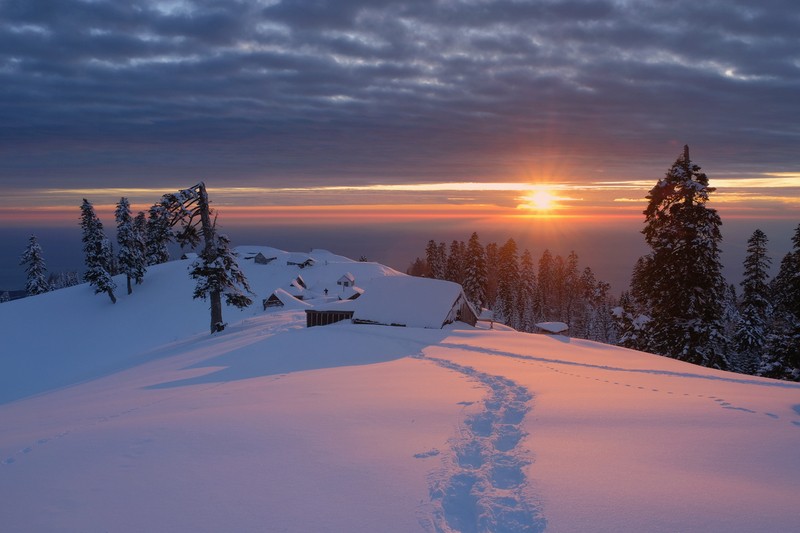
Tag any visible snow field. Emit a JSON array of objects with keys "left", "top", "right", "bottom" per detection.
[{"left": 1, "top": 246, "right": 798, "bottom": 532}]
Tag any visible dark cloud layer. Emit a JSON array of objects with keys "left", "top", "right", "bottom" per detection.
[{"left": 1, "top": 0, "right": 798, "bottom": 188}]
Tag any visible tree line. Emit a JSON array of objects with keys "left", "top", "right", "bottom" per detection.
[
  {"left": 15, "top": 183, "right": 253, "bottom": 333},
  {"left": 407, "top": 234, "right": 618, "bottom": 343},
  {"left": 407, "top": 146, "right": 798, "bottom": 381}
]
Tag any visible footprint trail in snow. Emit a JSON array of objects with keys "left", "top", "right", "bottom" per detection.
[{"left": 417, "top": 355, "right": 546, "bottom": 533}]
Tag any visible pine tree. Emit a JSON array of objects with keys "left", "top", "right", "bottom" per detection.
[
  {"left": 190, "top": 233, "right": 253, "bottom": 329},
  {"left": 518, "top": 249, "right": 536, "bottom": 332},
  {"left": 425, "top": 240, "right": 447, "bottom": 279},
  {"left": 635, "top": 145, "right": 727, "bottom": 368},
  {"left": 115, "top": 198, "right": 147, "bottom": 295},
  {"left": 497, "top": 238, "right": 520, "bottom": 328},
  {"left": 19, "top": 235, "right": 51, "bottom": 296},
  {"left": 536, "top": 249, "right": 554, "bottom": 320},
  {"left": 462, "top": 232, "right": 487, "bottom": 310},
  {"left": 133, "top": 211, "right": 148, "bottom": 281},
  {"left": 484, "top": 242, "right": 499, "bottom": 307},
  {"left": 146, "top": 204, "right": 172, "bottom": 265},
  {"left": 445, "top": 240, "right": 465, "bottom": 284},
  {"left": 161, "top": 183, "right": 253, "bottom": 333},
  {"left": 763, "top": 224, "right": 800, "bottom": 380},
  {"left": 732, "top": 230, "right": 771, "bottom": 374},
  {"left": 80, "top": 199, "right": 117, "bottom": 304}
]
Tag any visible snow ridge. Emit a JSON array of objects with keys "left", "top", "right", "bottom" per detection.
[{"left": 420, "top": 356, "right": 546, "bottom": 533}]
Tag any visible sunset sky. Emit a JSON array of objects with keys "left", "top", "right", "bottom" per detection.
[{"left": 1, "top": 0, "right": 799, "bottom": 288}]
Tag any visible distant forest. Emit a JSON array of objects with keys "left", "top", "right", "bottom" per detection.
[
  {"left": 407, "top": 234, "right": 617, "bottom": 344},
  {"left": 408, "top": 147, "right": 799, "bottom": 382}
]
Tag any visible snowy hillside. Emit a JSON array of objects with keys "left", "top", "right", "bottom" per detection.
[{"left": 1, "top": 247, "right": 798, "bottom": 532}]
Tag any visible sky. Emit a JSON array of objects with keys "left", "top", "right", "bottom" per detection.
[{"left": 1, "top": 0, "right": 799, "bottom": 290}]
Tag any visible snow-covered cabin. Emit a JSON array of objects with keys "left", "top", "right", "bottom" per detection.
[
  {"left": 253, "top": 252, "right": 277, "bottom": 265},
  {"left": 534, "top": 321, "right": 569, "bottom": 335},
  {"left": 263, "top": 288, "right": 311, "bottom": 310},
  {"left": 286, "top": 253, "right": 315, "bottom": 269},
  {"left": 352, "top": 277, "right": 478, "bottom": 329},
  {"left": 292, "top": 275, "right": 308, "bottom": 290},
  {"left": 337, "top": 273, "right": 355, "bottom": 288}
]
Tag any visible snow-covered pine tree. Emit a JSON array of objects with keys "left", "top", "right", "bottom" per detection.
[
  {"left": 161, "top": 182, "right": 253, "bottom": 333},
  {"left": 462, "top": 232, "right": 487, "bottom": 310},
  {"left": 445, "top": 240, "right": 466, "bottom": 284},
  {"left": 190, "top": 233, "right": 253, "bottom": 330},
  {"left": 19, "top": 235, "right": 51, "bottom": 296},
  {"left": 146, "top": 203, "right": 172, "bottom": 265},
  {"left": 518, "top": 249, "right": 536, "bottom": 332},
  {"left": 762, "top": 224, "right": 800, "bottom": 380},
  {"left": 425, "top": 240, "right": 447, "bottom": 280},
  {"left": 133, "top": 211, "right": 148, "bottom": 281},
  {"left": 536, "top": 249, "right": 554, "bottom": 320},
  {"left": 115, "top": 198, "right": 147, "bottom": 295},
  {"left": 732, "top": 230, "right": 771, "bottom": 374},
  {"left": 80, "top": 199, "right": 117, "bottom": 304},
  {"left": 635, "top": 145, "right": 727, "bottom": 369},
  {"left": 496, "top": 238, "right": 520, "bottom": 329},
  {"left": 484, "top": 242, "right": 499, "bottom": 308}
]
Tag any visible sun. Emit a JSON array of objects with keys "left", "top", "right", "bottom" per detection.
[{"left": 521, "top": 190, "right": 559, "bottom": 211}]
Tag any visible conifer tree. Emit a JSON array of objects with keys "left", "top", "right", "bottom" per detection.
[
  {"left": 161, "top": 183, "right": 253, "bottom": 333},
  {"left": 462, "top": 232, "right": 487, "bottom": 310},
  {"left": 80, "top": 199, "right": 117, "bottom": 303},
  {"left": 445, "top": 240, "right": 465, "bottom": 284},
  {"left": 518, "top": 249, "right": 536, "bottom": 331},
  {"left": 763, "top": 224, "right": 800, "bottom": 380},
  {"left": 146, "top": 204, "right": 172, "bottom": 265},
  {"left": 115, "top": 198, "right": 147, "bottom": 295},
  {"left": 536, "top": 249, "right": 554, "bottom": 319},
  {"left": 634, "top": 146, "right": 727, "bottom": 368},
  {"left": 484, "top": 242, "right": 499, "bottom": 307},
  {"left": 733, "top": 230, "right": 771, "bottom": 374},
  {"left": 19, "top": 235, "right": 51, "bottom": 296},
  {"left": 425, "top": 240, "right": 447, "bottom": 279},
  {"left": 497, "top": 238, "right": 520, "bottom": 328}
]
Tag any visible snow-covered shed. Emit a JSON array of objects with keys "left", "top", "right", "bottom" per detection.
[
  {"left": 286, "top": 253, "right": 315, "bottom": 269},
  {"left": 253, "top": 252, "right": 277, "bottom": 265},
  {"left": 337, "top": 273, "right": 355, "bottom": 287},
  {"left": 352, "top": 276, "right": 477, "bottom": 329},
  {"left": 263, "top": 288, "right": 311, "bottom": 310},
  {"left": 534, "top": 321, "right": 569, "bottom": 335}
]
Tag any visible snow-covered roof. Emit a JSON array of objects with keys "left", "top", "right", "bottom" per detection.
[
  {"left": 535, "top": 321, "right": 569, "bottom": 334},
  {"left": 353, "top": 276, "right": 472, "bottom": 329},
  {"left": 338, "top": 286, "right": 364, "bottom": 300},
  {"left": 270, "top": 288, "right": 312, "bottom": 309},
  {"left": 337, "top": 272, "right": 355, "bottom": 283}
]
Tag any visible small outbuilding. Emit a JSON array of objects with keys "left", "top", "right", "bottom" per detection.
[
  {"left": 337, "top": 273, "right": 355, "bottom": 288},
  {"left": 534, "top": 321, "right": 569, "bottom": 335},
  {"left": 253, "top": 252, "right": 277, "bottom": 265},
  {"left": 352, "top": 276, "right": 477, "bottom": 329},
  {"left": 286, "top": 253, "right": 315, "bottom": 269},
  {"left": 263, "top": 288, "right": 311, "bottom": 310}
]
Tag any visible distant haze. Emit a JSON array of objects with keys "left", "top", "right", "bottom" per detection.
[{"left": 2, "top": 217, "right": 795, "bottom": 296}]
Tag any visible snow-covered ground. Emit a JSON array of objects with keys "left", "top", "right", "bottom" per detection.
[{"left": 1, "top": 247, "right": 798, "bottom": 532}]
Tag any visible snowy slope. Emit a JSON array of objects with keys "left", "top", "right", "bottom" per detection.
[{"left": 1, "top": 248, "right": 798, "bottom": 532}]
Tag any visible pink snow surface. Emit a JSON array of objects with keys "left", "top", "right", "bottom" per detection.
[{"left": 1, "top": 248, "right": 798, "bottom": 532}]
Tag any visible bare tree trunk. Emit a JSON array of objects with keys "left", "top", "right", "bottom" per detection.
[
  {"left": 127, "top": 275, "right": 132, "bottom": 295},
  {"left": 107, "top": 289, "right": 117, "bottom": 304}
]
